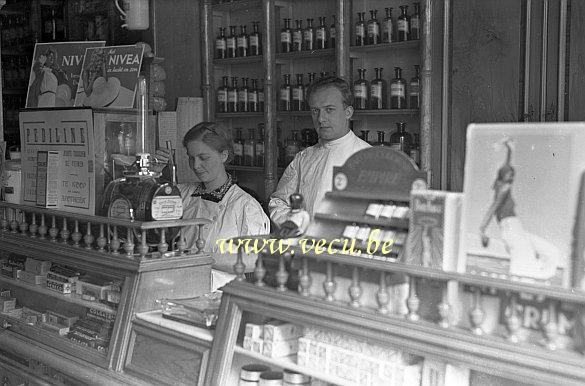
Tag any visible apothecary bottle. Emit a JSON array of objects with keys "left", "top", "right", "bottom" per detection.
[
  {"left": 409, "top": 65, "right": 420, "bottom": 109},
  {"left": 292, "top": 73, "right": 305, "bottom": 111},
  {"left": 255, "top": 124, "right": 265, "bottom": 167},
  {"left": 243, "top": 128, "right": 256, "bottom": 166},
  {"left": 249, "top": 79, "right": 259, "bottom": 112},
  {"left": 383, "top": 8, "right": 394, "bottom": 43},
  {"left": 216, "top": 27, "right": 226, "bottom": 59},
  {"left": 370, "top": 67, "right": 386, "bottom": 110},
  {"left": 376, "top": 130, "right": 387, "bottom": 146},
  {"left": 280, "top": 74, "right": 292, "bottom": 111},
  {"left": 306, "top": 72, "right": 316, "bottom": 89},
  {"left": 329, "top": 15, "right": 336, "bottom": 48},
  {"left": 258, "top": 79, "right": 265, "bottom": 111},
  {"left": 237, "top": 25, "right": 249, "bottom": 57},
  {"left": 227, "top": 25, "right": 237, "bottom": 58},
  {"left": 389, "top": 122, "right": 412, "bottom": 154},
  {"left": 217, "top": 76, "right": 229, "bottom": 113},
  {"left": 304, "top": 18, "right": 315, "bottom": 51},
  {"left": 410, "top": 133, "right": 420, "bottom": 166},
  {"left": 237, "top": 77, "right": 249, "bottom": 112},
  {"left": 233, "top": 128, "right": 244, "bottom": 165},
  {"left": 367, "top": 10, "right": 380, "bottom": 45},
  {"left": 355, "top": 12, "right": 365, "bottom": 46},
  {"left": 285, "top": 130, "right": 300, "bottom": 165},
  {"left": 360, "top": 130, "right": 370, "bottom": 143},
  {"left": 292, "top": 20, "right": 303, "bottom": 52},
  {"left": 353, "top": 68, "right": 369, "bottom": 110},
  {"left": 228, "top": 77, "right": 238, "bottom": 112},
  {"left": 316, "top": 17, "right": 327, "bottom": 49},
  {"left": 250, "top": 21, "right": 262, "bottom": 55},
  {"left": 281, "top": 18, "right": 292, "bottom": 53},
  {"left": 397, "top": 6, "right": 410, "bottom": 42},
  {"left": 411, "top": 2, "right": 421, "bottom": 40},
  {"left": 390, "top": 67, "right": 407, "bottom": 109}
]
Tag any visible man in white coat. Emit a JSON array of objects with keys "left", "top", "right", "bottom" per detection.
[{"left": 269, "top": 77, "right": 371, "bottom": 225}]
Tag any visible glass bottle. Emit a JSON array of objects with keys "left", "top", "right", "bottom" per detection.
[
  {"left": 233, "top": 128, "right": 244, "bottom": 166},
  {"left": 367, "top": 10, "right": 380, "bottom": 45},
  {"left": 304, "top": 18, "right": 314, "bottom": 51},
  {"left": 383, "top": 7, "right": 394, "bottom": 43},
  {"left": 306, "top": 72, "right": 315, "bottom": 90},
  {"left": 255, "top": 124, "right": 265, "bottom": 167},
  {"left": 397, "top": 5, "right": 410, "bottom": 42},
  {"left": 292, "top": 19, "right": 303, "bottom": 52},
  {"left": 409, "top": 133, "right": 420, "bottom": 166},
  {"left": 285, "top": 130, "right": 300, "bottom": 165},
  {"left": 280, "top": 74, "right": 292, "bottom": 111},
  {"left": 390, "top": 67, "right": 407, "bottom": 109},
  {"left": 355, "top": 12, "right": 365, "bottom": 46},
  {"left": 249, "top": 79, "right": 259, "bottom": 112},
  {"left": 370, "top": 67, "right": 386, "bottom": 110},
  {"left": 389, "top": 122, "right": 412, "bottom": 154},
  {"left": 237, "top": 25, "right": 249, "bottom": 57},
  {"left": 243, "top": 128, "right": 256, "bottom": 166},
  {"left": 376, "top": 130, "right": 387, "bottom": 146},
  {"left": 353, "top": 68, "right": 368, "bottom": 110},
  {"left": 250, "top": 21, "right": 262, "bottom": 55},
  {"left": 258, "top": 79, "right": 265, "bottom": 111},
  {"left": 409, "top": 64, "right": 420, "bottom": 109},
  {"left": 238, "top": 77, "right": 249, "bottom": 112},
  {"left": 281, "top": 18, "right": 292, "bottom": 53},
  {"left": 360, "top": 130, "right": 369, "bottom": 143},
  {"left": 216, "top": 27, "right": 227, "bottom": 59},
  {"left": 411, "top": 2, "right": 421, "bottom": 40},
  {"left": 227, "top": 25, "right": 237, "bottom": 58},
  {"left": 329, "top": 15, "right": 336, "bottom": 48},
  {"left": 292, "top": 73, "right": 305, "bottom": 111},
  {"left": 217, "top": 76, "right": 229, "bottom": 113},
  {"left": 228, "top": 77, "right": 238, "bottom": 112},
  {"left": 316, "top": 17, "right": 327, "bottom": 49}
]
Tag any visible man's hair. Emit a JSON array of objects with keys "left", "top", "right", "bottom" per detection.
[{"left": 306, "top": 76, "right": 354, "bottom": 107}]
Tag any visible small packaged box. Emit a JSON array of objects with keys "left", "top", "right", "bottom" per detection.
[
  {"left": 243, "top": 336, "right": 263, "bottom": 354},
  {"left": 18, "top": 270, "right": 46, "bottom": 285},
  {"left": 42, "top": 321, "right": 70, "bottom": 336},
  {"left": 263, "top": 321, "right": 303, "bottom": 342},
  {"left": 47, "top": 310, "right": 79, "bottom": 327},
  {"left": 24, "top": 258, "right": 51, "bottom": 275},
  {"left": 245, "top": 323, "right": 263, "bottom": 339},
  {"left": 0, "top": 297, "right": 16, "bottom": 313},
  {"left": 46, "top": 279, "right": 74, "bottom": 294},
  {"left": 262, "top": 338, "right": 299, "bottom": 358}
]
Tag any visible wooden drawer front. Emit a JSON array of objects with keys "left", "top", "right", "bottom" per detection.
[{"left": 126, "top": 325, "right": 210, "bottom": 386}]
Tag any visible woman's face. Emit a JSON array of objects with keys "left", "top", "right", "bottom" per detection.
[{"left": 186, "top": 139, "right": 227, "bottom": 184}]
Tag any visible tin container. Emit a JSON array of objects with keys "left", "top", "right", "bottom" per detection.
[
  {"left": 259, "top": 371, "right": 283, "bottom": 386},
  {"left": 240, "top": 364, "right": 272, "bottom": 385},
  {"left": 283, "top": 369, "right": 310, "bottom": 385}
]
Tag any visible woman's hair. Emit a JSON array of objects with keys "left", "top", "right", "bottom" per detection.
[
  {"left": 182, "top": 121, "right": 234, "bottom": 163},
  {"left": 306, "top": 76, "right": 354, "bottom": 107}
]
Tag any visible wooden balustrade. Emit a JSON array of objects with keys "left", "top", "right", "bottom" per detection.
[{"left": 0, "top": 202, "right": 210, "bottom": 259}]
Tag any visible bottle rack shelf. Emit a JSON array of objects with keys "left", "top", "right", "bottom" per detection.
[
  {"left": 275, "top": 48, "right": 335, "bottom": 63},
  {"left": 212, "top": 0, "right": 262, "bottom": 12},
  {"left": 216, "top": 112, "right": 264, "bottom": 118},
  {"left": 214, "top": 55, "right": 264, "bottom": 66},
  {"left": 349, "top": 40, "right": 420, "bottom": 57},
  {"left": 352, "top": 109, "right": 420, "bottom": 117}
]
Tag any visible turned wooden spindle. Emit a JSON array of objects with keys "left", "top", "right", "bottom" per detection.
[
  {"left": 18, "top": 211, "right": 28, "bottom": 234},
  {"left": 110, "top": 226, "right": 120, "bottom": 254},
  {"left": 38, "top": 214, "right": 48, "bottom": 239},
  {"left": 83, "top": 222, "right": 94, "bottom": 249},
  {"left": 177, "top": 230, "right": 187, "bottom": 253},
  {"left": 348, "top": 267, "right": 362, "bottom": 308},
  {"left": 0, "top": 208, "right": 9, "bottom": 231},
  {"left": 298, "top": 257, "right": 311, "bottom": 297},
  {"left": 49, "top": 216, "right": 59, "bottom": 241},
  {"left": 124, "top": 228, "right": 135, "bottom": 257},
  {"left": 406, "top": 276, "right": 421, "bottom": 322},
  {"left": 9, "top": 209, "right": 18, "bottom": 233},
  {"left": 233, "top": 245, "right": 246, "bottom": 281},
  {"left": 543, "top": 299, "right": 558, "bottom": 350},
  {"left": 253, "top": 249, "right": 266, "bottom": 286},
  {"left": 157, "top": 228, "right": 168, "bottom": 254},
  {"left": 469, "top": 287, "right": 485, "bottom": 335},
  {"left": 71, "top": 220, "right": 82, "bottom": 246},
  {"left": 29, "top": 213, "right": 38, "bottom": 237},
  {"left": 60, "top": 218, "right": 70, "bottom": 244},
  {"left": 437, "top": 282, "right": 451, "bottom": 328},
  {"left": 276, "top": 252, "right": 290, "bottom": 291},
  {"left": 376, "top": 271, "right": 390, "bottom": 314},
  {"left": 96, "top": 224, "right": 107, "bottom": 252},
  {"left": 137, "top": 230, "right": 149, "bottom": 258},
  {"left": 506, "top": 293, "right": 521, "bottom": 343},
  {"left": 323, "top": 262, "right": 336, "bottom": 302},
  {"left": 196, "top": 224, "right": 205, "bottom": 252}
]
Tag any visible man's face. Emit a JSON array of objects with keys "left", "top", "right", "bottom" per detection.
[{"left": 309, "top": 86, "right": 353, "bottom": 142}]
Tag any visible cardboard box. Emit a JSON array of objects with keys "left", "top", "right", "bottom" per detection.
[
  {"left": 25, "top": 258, "right": 52, "bottom": 275},
  {"left": 262, "top": 338, "right": 298, "bottom": 358},
  {"left": 263, "top": 321, "right": 303, "bottom": 342},
  {"left": 18, "top": 270, "right": 46, "bottom": 285}
]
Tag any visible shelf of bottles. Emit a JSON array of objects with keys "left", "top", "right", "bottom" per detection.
[{"left": 349, "top": 0, "right": 422, "bottom": 168}]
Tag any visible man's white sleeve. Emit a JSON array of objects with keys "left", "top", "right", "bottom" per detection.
[{"left": 268, "top": 159, "right": 299, "bottom": 225}]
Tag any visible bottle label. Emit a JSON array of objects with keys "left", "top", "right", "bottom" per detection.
[
  {"left": 391, "top": 84, "right": 405, "bottom": 98},
  {"left": 233, "top": 143, "right": 244, "bottom": 156},
  {"left": 316, "top": 29, "right": 326, "bottom": 41},
  {"left": 354, "top": 84, "right": 367, "bottom": 98},
  {"left": 367, "top": 23, "right": 379, "bottom": 36},
  {"left": 292, "top": 88, "right": 304, "bottom": 101},
  {"left": 217, "top": 91, "right": 227, "bottom": 102},
  {"left": 250, "top": 35, "right": 259, "bottom": 46},
  {"left": 411, "top": 18, "right": 420, "bottom": 30},
  {"left": 371, "top": 84, "right": 382, "bottom": 98},
  {"left": 237, "top": 37, "right": 248, "bottom": 49},
  {"left": 280, "top": 89, "right": 290, "bottom": 101},
  {"left": 398, "top": 19, "right": 408, "bottom": 32},
  {"left": 281, "top": 32, "right": 291, "bottom": 43},
  {"left": 256, "top": 143, "right": 265, "bottom": 156},
  {"left": 330, "top": 28, "right": 336, "bottom": 39},
  {"left": 248, "top": 92, "right": 258, "bottom": 103},
  {"left": 237, "top": 90, "right": 248, "bottom": 102},
  {"left": 244, "top": 144, "right": 254, "bottom": 157},
  {"left": 228, "top": 91, "right": 237, "bottom": 102},
  {"left": 227, "top": 38, "right": 236, "bottom": 49},
  {"left": 259, "top": 92, "right": 265, "bottom": 103},
  {"left": 293, "top": 31, "right": 302, "bottom": 44},
  {"left": 304, "top": 30, "right": 314, "bottom": 42},
  {"left": 383, "top": 20, "right": 393, "bottom": 37},
  {"left": 356, "top": 25, "right": 365, "bottom": 37},
  {"left": 216, "top": 39, "right": 226, "bottom": 50}
]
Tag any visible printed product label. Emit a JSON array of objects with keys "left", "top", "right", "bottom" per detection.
[
  {"left": 367, "top": 23, "right": 379, "bottom": 36},
  {"left": 379, "top": 204, "right": 396, "bottom": 218},
  {"left": 248, "top": 92, "right": 258, "bottom": 103},
  {"left": 391, "top": 84, "right": 405, "bottom": 98},
  {"left": 151, "top": 196, "right": 183, "bottom": 220},
  {"left": 237, "top": 37, "right": 248, "bottom": 48},
  {"left": 356, "top": 25, "right": 365, "bottom": 37},
  {"left": 281, "top": 89, "right": 290, "bottom": 101},
  {"left": 233, "top": 143, "right": 244, "bottom": 156},
  {"left": 371, "top": 84, "right": 382, "bottom": 98},
  {"left": 227, "top": 37, "right": 236, "bottom": 49},
  {"left": 293, "top": 32, "right": 302, "bottom": 44},
  {"left": 398, "top": 19, "right": 408, "bottom": 32},
  {"left": 256, "top": 143, "right": 265, "bottom": 156},
  {"left": 354, "top": 84, "right": 367, "bottom": 98},
  {"left": 281, "top": 32, "right": 291, "bottom": 43},
  {"left": 259, "top": 92, "right": 265, "bottom": 102},
  {"left": 250, "top": 35, "right": 259, "bottom": 46},
  {"left": 304, "top": 30, "right": 314, "bottom": 41},
  {"left": 292, "top": 88, "right": 303, "bottom": 100},
  {"left": 316, "top": 29, "right": 326, "bottom": 41},
  {"left": 217, "top": 91, "right": 227, "bottom": 102},
  {"left": 365, "top": 203, "right": 383, "bottom": 218},
  {"left": 411, "top": 18, "right": 420, "bottom": 30},
  {"left": 216, "top": 39, "right": 226, "bottom": 50},
  {"left": 244, "top": 144, "right": 254, "bottom": 157},
  {"left": 238, "top": 91, "right": 248, "bottom": 102},
  {"left": 228, "top": 91, "right": 237, "bottom": 102}
]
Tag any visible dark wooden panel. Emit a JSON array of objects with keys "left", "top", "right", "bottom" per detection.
[
  {"left": 448, "top": 0, "right": 523, "bottom": 191},
  {"left": 568, "top": 0, "right": 585, "bottom": 120}
]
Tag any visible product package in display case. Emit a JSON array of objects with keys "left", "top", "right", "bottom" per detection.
[
  {"left": 458, "top": 122, "right": 585, "bottom": 288},
  {"left": 157, "top": 292, "right": 222, "bottom": 329}
]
